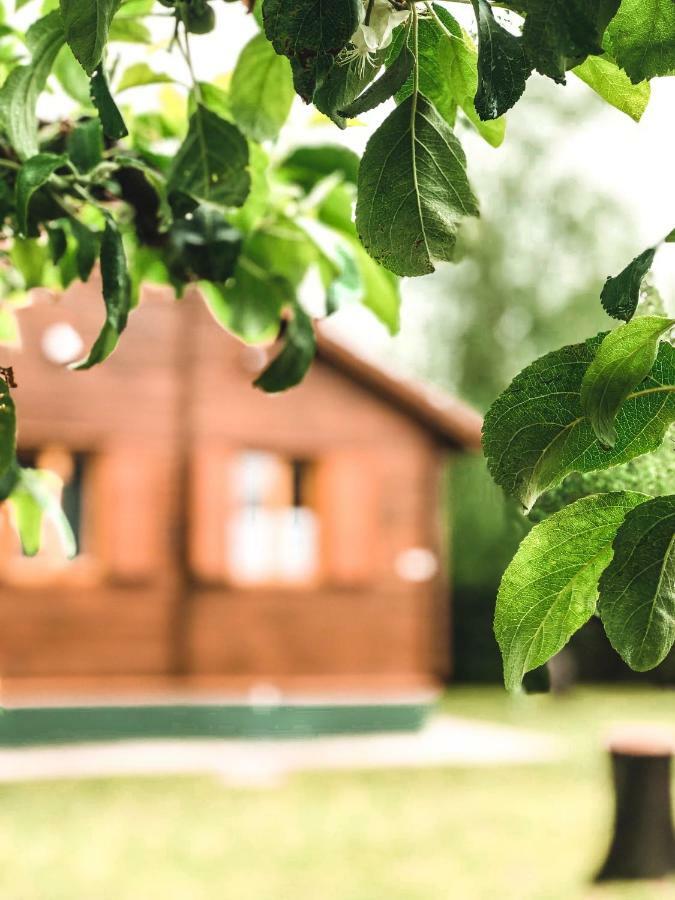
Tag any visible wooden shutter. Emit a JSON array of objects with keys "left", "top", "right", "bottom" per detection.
[
  {"left": 95, "top": 445, "right": 169, "bottom": 581},
  {"left": 314, "top": 450, "right": 379, "bottom": 587}
]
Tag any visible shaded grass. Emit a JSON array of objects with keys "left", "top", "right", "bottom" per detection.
[{"left": 0, "top": 687, "right": 674, "bottom": 900}]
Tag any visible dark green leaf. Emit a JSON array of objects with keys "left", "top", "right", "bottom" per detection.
[
  {"left": 60, "top": 0, "right": 120, "bottom": 75},
  {"left": 496, "top": 491, "right": 647, "bottom": 691},
  {"left": 601, "top": 246, "right": 656, "bottom": 321},
  {"left": 254, "top": 301, "right": 316, "bottom": 393},
  {"left": 264, "top": 0, "right": 359, "bottom": 61},
  {"left": 168, "top": 105, "right": 250, "bottom": 207},
  {"left": 15, "top": 152, "right": 68, "bottom": 237},
  {"left": 230, "top": 32, "right": 295, "bottom": 142},
  {"left": 0, "top": 12, "right": 65, "bottom": 159},
  {"left": 608, "top": 0, "right": 675, "bottom": 83},
  {"left": 599, "top": 495, "right": 675, "bottom": 671},
  {"left": 522, "top": 0, "right": 620, "bottom": 83},
  {"left": 313, "top": 52, "right": 382, "bottom": 128},
  {"left": 67, "top": 118, "right": 104, "bottom": 173},
  {"left": 483, "top": 334, "right": 675, "bottom": 511},
  {"left": 581, "top": 316, "right": 674, "bottom": 448},
  {"left": 168, "top": 206, "right": 242, "bottom": 282},
  {"left": 74, "top": 217, "right": 131, "bottom": 369},
  {"left": 0, "top": 381, "right": 16, "bottom": 480},
  {"left": 69, "top": 218, "right": 99, "bottom": 282},
  {"left": 472, "top": 0, "right": 530, "bottom": 120},
  {"left": 339, "top": 45, "right": 413, "bottom": 118},
  {"left": 356, "top": 95, "right": 479, "bottom": 277},
  {"left": 46, "top": 222, "right": 68, "bottom": 264},
  {"left": 90, "top": 66, "right": 128, "bottom": 139}
]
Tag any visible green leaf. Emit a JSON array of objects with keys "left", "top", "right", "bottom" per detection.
[
  {"left": 15, "top": 152, "right": 67, "bottom": 237},
  {"left": 313, "top": 52, "right": 382, "bottom": 128},
  {"left": 107, "top": 16, "right": 150, "bottom": 44},
  {"left": 483, "top": 334, "right": 675, "bottom": 511},
  {"left": 264, "top": 0, "right": 359, "bottom": 61},
  {"left": 521, "top": 0, "right": 620, "bottom": 83},
  {"left": 67, "top": 118, "right": 104, "bottom": 172},
  {"left": 69, "top": 217, "right": 99, "bottom": 282},
  {"left": 74, "top": 217, "right": 131, "bottom": 369},
  {"left": 666, "top": 229, "right": 675, "bottom": 244},
  {"left": 254, "top": 301, "right": 316, "bottom": 393},
  {"left": 168, "top": 105, "right": 250, "bottom": 208},
  {"left": 350, "top": 236, "right": 400, "bottom": 334},
  {"left": 230, "top": 32, "right": 295, "bottom": 142},
  {"left": 59, "top": 0, "right": 119, "bottom": 75},
  {"left": 117, "top": 62, "right": 173, "bottom": 92},
  {"left": 356, "top": 95, "right": 478, "bottom": 277},
  {"left": 0, "top": 381, "right": 16, "bottom": 480},
  {"left": 601, "top": 246, "right": 656, "bottom": 321},
  {"left": 573, "top": 53, "right": 650, "bottom": 122},
  {"left": 9, "top": 467, "right": 77, "bottom": 558},
  {"left": 471, "top": 0, "right": 530, "bottom": 120},
  {"left": 168, "top": 206, "right": 242, "bottom": 283},
  {"left": 53, "top": 44, "right": 95, "bottom": 108},
  {"left": 340, "top": 45, "right": 413, "bottom": 118},
  {"left": 608, "top": 0, "right": 675, "bottom": 83},
  {"left": 495, "top": 491, "right": 647, "bottom": 691},
  {"left": 0, "top": 12, "right": 65, "bottom": 159},
  {"left": 280, "top": 145, "right": 360, "bottom": 192},
  {"left": 581, "top": 317, "right": 675, "bottom": 449},
  {"left": 599, "top": 495, "right": 675, "bottom": 671},
  {"left": 90, "top": 66, "right": 128, "bottom": 139},
  {"left": 393, "top": 7, "right": 505, "bottom": 147},
  {"left": 199, "top": 257, "right": 290, "bottom": 344}
]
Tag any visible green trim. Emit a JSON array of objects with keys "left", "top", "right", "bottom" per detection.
[{"left": 0, "top": 701, "right": 433, "bottom": 745}]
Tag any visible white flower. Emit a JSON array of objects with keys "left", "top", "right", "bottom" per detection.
[{"left": 342, "top": 0, "right": 410, "bottom": 74}]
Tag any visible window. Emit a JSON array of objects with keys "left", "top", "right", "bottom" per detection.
[{"left": 227, "top": 451, "right": 319, "bottom": 585}]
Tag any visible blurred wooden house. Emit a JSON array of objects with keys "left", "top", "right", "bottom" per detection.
[{"left": 0, "top": 279, "right": 482, "bottom": 731}]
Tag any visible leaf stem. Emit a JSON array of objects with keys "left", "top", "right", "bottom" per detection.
[{"left": 176, "top": 13, "right": 202, "bottom": 103}]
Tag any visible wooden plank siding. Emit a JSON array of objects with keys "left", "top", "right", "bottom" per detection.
[{"left": 0, "top": 283, "right": 468, "bottom": 693}]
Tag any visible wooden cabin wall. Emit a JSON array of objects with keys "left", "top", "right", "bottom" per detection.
[{"left": 0, "top": 285, "right": 452, "bottom": 689}]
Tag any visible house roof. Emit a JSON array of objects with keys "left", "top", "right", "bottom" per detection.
[{"left": 315, "top": 329, "right": 483, "bottom": 451}]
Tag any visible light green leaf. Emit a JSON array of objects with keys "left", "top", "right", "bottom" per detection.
[
  {"left": 471, "top": 0, "right": 530, "bottom": 119},
  {"left": 60, "top": 0, "right": 120, "bottom": 75},
  {"left": 230, "top": 32, "right": 295, "bottom": 142},
  {"left": 117, "top": 62, "right": 173, "bottom": 92},
  {"left": 599, "top": 495, "right": 675, "bottom": 671},
  {"left": 254, "top": 301, "right": 316, "bottom": 393},
  {"left": 74, "top": 217, "right": 131, "bottom": 369},
  {"left": 15, "top": 152, "right": 68, "bottom": 237},
  {"left": 350, "top": 236, "right": 400, "bottom": 334},
  {"left": 90, "top": 66, "right": 128, "bottom": 139},
  {"left": 107, "top": 15, "right": 149, "bottom": 44},
  {"left": 608, "top": 0, "right": 675, "bottom": 83},
  {"left": 601, "top": 245, "right": 656, "bottom": 321},
  {"left": 9, "top": 467, "right": 77, "bottom": 558},
  {"left": 0, "top": 306, "right": 20, "bottom": 347},
  {"left": 496, "top": 491, "right": 647, "bottom": 691},
  {"left": 53, "top": 44, "right": 95, "bottom": 108},
  {"left": 67, "top": 118, "right": 103, "bottom": 173},
  {"left": 356, "top": 95, "right": 478, "bottom": 277},
  {"left": 581, "top": 316, "right": 675, "bottom": 448},
  {"left": 0, "top": 12, "right": 65, "bottom": 159},
  {"left": 573, "top": 53, "right": 650, "bottom": 122},
  {"left": 199, "top": 257, "right": 290, "bottom": 344},
  {"left": 483, "top": 334, "right": 675, "bottom": 511},
  {"left": 168, "top": 104, "right": 250, "bottom": 208}
]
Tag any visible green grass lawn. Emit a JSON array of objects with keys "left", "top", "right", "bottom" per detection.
[{"left": 2, "top": 687, "right": 675, "bottom": 900}]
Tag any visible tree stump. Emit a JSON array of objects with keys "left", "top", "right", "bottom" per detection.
[{"left": 596, "top": 729, "right": 675, "bottom": 882}]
